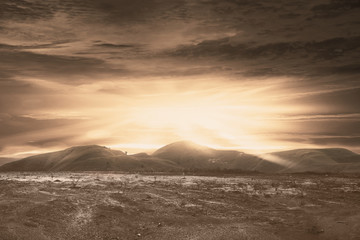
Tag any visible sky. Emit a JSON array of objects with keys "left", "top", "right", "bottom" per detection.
[{"left": 0, "top": 0, "right": 360, "bottom": 157}]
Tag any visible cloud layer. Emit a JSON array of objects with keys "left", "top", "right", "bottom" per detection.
[{"left": 1, "top": 0, "right": 359, "bottom": 155}]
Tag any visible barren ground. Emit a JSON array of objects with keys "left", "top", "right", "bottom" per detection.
[{"left": 0, "top": 172, "right": 359, "bottom": 240}]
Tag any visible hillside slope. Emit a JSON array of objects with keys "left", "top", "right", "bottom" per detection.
[
  {"left": 153, "top": 141, "right": 282, "bottom": 172},
  {"left": 266, "top": 148, "right": 360, "bottom": 173},
  {"left": 0, "top": 145, "right": 182, "bottom": 172},
  {"left": 0, "top": 145, "right": 121, "bottom": 171}
]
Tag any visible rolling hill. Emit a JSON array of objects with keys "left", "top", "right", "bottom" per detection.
[
  {"left": 152, "top": 141, "right": 282, "bottom": 172},
  {"left": 1, "top": 142, "right": 360, "bottom": 173},
  {"left": 152, "top": 141, "right": 217, "bottom": 169},
  {"left": 0, "top": 145, "right": 181, "bottom": 172},
  {"left": 0, "top": 145, "right": 122, "bottom": 171},
  {"left": 265, "top": 148, "right": 360, "bottom": 173}
]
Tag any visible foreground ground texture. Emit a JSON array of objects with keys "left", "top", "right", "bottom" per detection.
[{"left": 0, "top": 173, "right": 359, "bottom": 240}]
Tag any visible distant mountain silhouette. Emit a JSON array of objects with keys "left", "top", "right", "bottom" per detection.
[
  {"left": 152, "top": 141, "right": 216, "bottom": 169},
  {"left": 266, "top": 148, "right": 360, "bottom": 173},
  {"left": 1, "top": 142, "right": 360, "bottom": 173},
  {"left": 152, "top": 141, "right": 282, "bottom": 172},
  {"left": 0, "top": 145, "right": 119, "bottom": 171},
  {"left": 0, "top": 145, "right": 181, "bottom": 172}
]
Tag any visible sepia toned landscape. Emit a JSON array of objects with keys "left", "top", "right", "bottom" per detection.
[{"left": 1, "top": 0, "right": 360, "bottom": 239}]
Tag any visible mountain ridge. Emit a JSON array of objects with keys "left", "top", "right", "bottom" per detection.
[{"left": 1, "top": 142, "right": 360, "bottom": 173}]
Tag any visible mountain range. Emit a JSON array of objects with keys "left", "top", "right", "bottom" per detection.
[{"left": 1, "top": 141, "right": 360, "bottom": 173}]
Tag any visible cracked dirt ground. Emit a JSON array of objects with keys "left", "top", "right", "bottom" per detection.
[{"left": 0, "top": 173, "right": 359, "bottom": 240}]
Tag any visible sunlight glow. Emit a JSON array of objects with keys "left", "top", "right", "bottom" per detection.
[
  {"left": 66, "top": 77, "right": 309, "bottom": 153},
  {"left": 123, "top": 86, "right": 293, "bottom": 152},
  {"left": 3, "top": 77, "right": 315, "bottom": 157}
]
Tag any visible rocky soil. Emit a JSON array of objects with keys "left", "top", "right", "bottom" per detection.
[{"left": 0, "top": 172, "right": 359, "bottom": 240}]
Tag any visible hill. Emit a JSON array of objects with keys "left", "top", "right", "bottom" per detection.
[
  {"left": 1, "top": 143, "right": 360, "bottom": 173},
  {"left": 152, "top": 141, "right": 216, "bottom": 169},
  {"left": 265, "top": 148, "right": 360, "bottom": 173},
  {"left": 0, "top": 142, "right": 280, "bottom": 172},
  {"left": 0, "top": 145, "right": 120, "bottom": 171},
  {"left": 152, "top": 141, "right": 282, "bottom": 172},
  {"left": 0, "top": 145, "right": 182, "bottom": 172}
]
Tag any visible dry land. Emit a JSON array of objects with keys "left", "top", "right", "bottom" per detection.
[{"left": 0, "top": 172, "right": 359, "bottom": 240}]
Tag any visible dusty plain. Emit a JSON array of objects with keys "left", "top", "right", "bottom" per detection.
[{"left": 0, "top": 172, "right": 359, "bottom": 240}]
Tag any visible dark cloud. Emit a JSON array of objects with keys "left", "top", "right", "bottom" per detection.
[
  {"left": 0, "top": 41, "right": 73, "bottom": 50},
  {"left": 89, "top": 0, "right": 159, "bottom": 23},
  {"left": 1, "top": 0, "right": 358, "bottom": 82},
  {"left": 0, "top": 114, "right": 78, "bottom": 138},
  {"left": 0, "top": 0, "right": 55, "bottom": 21},
  {"left": 326, "top": 64, "right": 360, "bottom": 75},
  {"left": 56, "top": 0, "right": 189, "bottom": 26},
  {"left": 278, "top": 13, "right": 303, "bottom": 19},
  {"left": 0, "top": 114, "right": 85, "bottom": 151},
  {"left": 169, "top": 36, "right": 360, "bottom": 62},
  {"left": 165, "top": 36, "right": 360, "bottom": 80},
  {"left": 312, "top": 0, "right": 360, "bottom": 18},
  {"left": 0, "top": 49, "right": 127, "bottom": 84},
  {"left": 0, "top": 43, "right": 17, "bottom": 50},
  {"left": 242, "top": 67, "right": 286, "bottom": 77},
  {"left": 309, "top": 136, "right": 360, "bottom": 146},
  {"left": 93, "top": 43, "right": 138, "bottom": 48}
]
